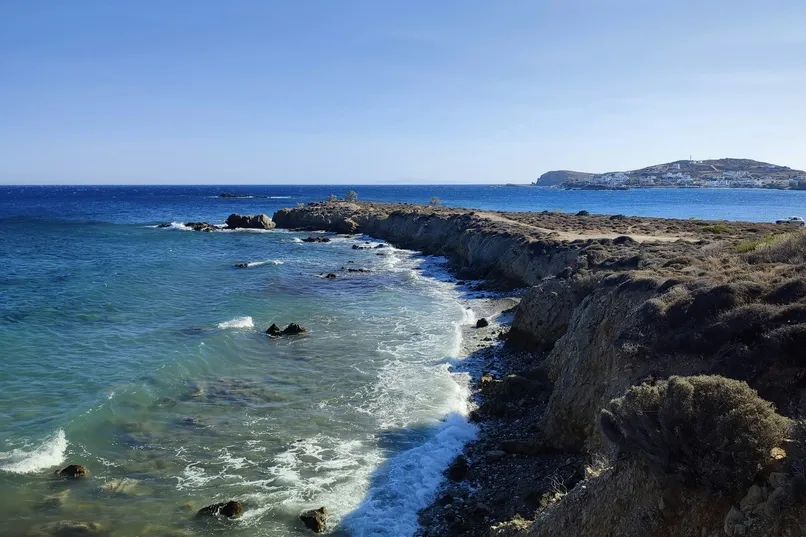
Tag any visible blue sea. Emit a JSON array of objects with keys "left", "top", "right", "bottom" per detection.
[{"left": 0, "top": 185, "right": 804, "bottom": 537}]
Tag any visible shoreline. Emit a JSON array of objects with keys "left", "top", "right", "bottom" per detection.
[{"left": 272, "top": 200, "right": 806, "bottom": 537}]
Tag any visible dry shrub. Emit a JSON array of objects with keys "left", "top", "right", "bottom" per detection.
[
  {"left": 746, "top": 230, "right": 806, "bottom": 264},
  {"left": 600, "top": 375, "right": 788, "bottom": 493}
]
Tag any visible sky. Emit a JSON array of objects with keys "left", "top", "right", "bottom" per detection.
[{"left": 1, "top": 1, "right": 805, "bottom": 185}]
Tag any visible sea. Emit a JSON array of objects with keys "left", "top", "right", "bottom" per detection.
[{"left": 1, "top": 185, "right": 804, "bottom": 537}]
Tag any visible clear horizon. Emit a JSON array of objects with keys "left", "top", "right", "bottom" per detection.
[{"left": 2, "top": 1, "right": 805, "bottom": 185}]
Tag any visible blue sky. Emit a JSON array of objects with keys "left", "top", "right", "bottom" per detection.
[{"left": 1, "top": 1, "right": 804, "bottom": 184}]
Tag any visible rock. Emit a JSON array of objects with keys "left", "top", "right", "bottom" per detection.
[
  {"left": 267, "top": 323, "right": 307, "bottom": 336},
  {"left": 375, "top": 244, "right": 387, "bottom": 248},
  {"left": 476, "top": 318, "right": 489, "bottom": 328},
  {"left": 101, "top": 478, "right": 137, "bottom": 494},
  {"left": 302, "top": 236, "right": 331, "bottom": 243},
  {"left": 300, "top": 506, "right": 328, "bottom": 533},
  {"left": 225, "top": 213, "right": 275, "bottom": 230},
  {"left": 266, "top": 324, "right": 282, "bottom": 336},
  {"left": 739, "top": 484, "right": 767, "bottom": 512},
  {"left": 486, "top": 450, "right": 507, "bottom": 462},
  {"left": 155, "top": 397, "right": 177, "bottom": 407},
  {"left": 724, "top": 506, "right": 745, "bottom": 535},
  {"left": 184, "top": 222, "right": 217, "bottom": 232},
  {"left": 234, "top": 263, "right": 250, "bottom": 268},
  {"left": 41, "top": 489, "right": 70, "bottom": 508},
  {"left": 282, "top": 323, "right": 306, "bottom": 335},
  {"left": 30, "top": 521, "right": 105, "bottom": 536},
  {"left": 324, "top": 273, "right": 338, "bottom": 279},
  {"left": 768, "top": 472, "right": 789, "bottom": 489},
  {"left": 197, "top": 500, "right": 244, "bottom": 519},
  {"left": 57, "top": 465, "right": 88, "bottom": 479},
  {"left": 447, "top": 455, "right": 469, "bottom": 482},
  {"left": 437, "top": 493, "right": 454, "bottom": 506},
  {"left": 157, "top": 223, "right": 171, "bottom": 228},
  {"left": 347, "top": 268, "right": 371, "bottom": 273},
  {"left": 500, "top": 439, "right": 544, "bottom": 455}
]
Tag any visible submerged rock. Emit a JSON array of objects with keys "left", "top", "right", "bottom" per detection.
[
  {"left": 56, "top": 465, "right": 88, "bottom": 479},
  {"left": 40, "top": 489, "right": 71, "bottom": 508},
  {"left": 225, "top": 213, "right": 275, "bottom": 230},
  {"left": 197, "top": 500, "right": 244, "bottom": 519},
  {"left": 101, "top": 478, "right": 138, "bottom": 495},
  {"left": 476, "top": 318, "right": 489, "bottom": 328},
  {"left": 234, "top": 263, "right": 250, "bottom": 268},
  {"left": 30, "top": 520, "right": 106, "bottom": 537},
  {"left": 302, "top": 236, "right": 331, "bottom": 243},
  {"left": 157, "top": 223, "right": 171, "bottom": 228},
  {"left": 324, "top": 273, "right": 338, "bottom": 279},
  {"left": 299, "top": 506, "right": 328, "bottom": 533}
]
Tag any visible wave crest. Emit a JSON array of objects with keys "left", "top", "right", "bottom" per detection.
[{"left": 0, "top": 429, "right": 68, "bottom": 474}]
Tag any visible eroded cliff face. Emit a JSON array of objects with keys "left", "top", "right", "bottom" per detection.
[{"left": 273, "top": 201, "right": 806, "bottom": 537}]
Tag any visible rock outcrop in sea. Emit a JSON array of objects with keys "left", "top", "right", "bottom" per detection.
[
  {"left": 272, "top": 200, "right": 806, "bottom": 537},
  {"left": 225, "top": 213, "right": 275, "bottom": 230}
]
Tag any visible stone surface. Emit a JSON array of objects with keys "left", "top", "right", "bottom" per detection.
[
  {"left": 57, "top": 465, "right": 88, "bottom": 479},
  {"left": 196, "top": 500, "right": 244, "bottom": 519},
  {"left": 225, "top": 213, "right": 275, "bottom": 230},
  {"left": 300, "top": 506, "right": 328, "bottom": 533}
]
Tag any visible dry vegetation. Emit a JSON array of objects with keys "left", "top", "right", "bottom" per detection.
[{"left": 600, "top": 375, "right": 789, "bottom": 492}]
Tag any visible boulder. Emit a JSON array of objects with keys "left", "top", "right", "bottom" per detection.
[
  {"left": 30, "top": 521, "right": 105, "bottom": 536},
  {"left": 57, "top": 465, "right": 88, "bottom": 479},
  {"left": 157, "top": 223, "right": 171, "bottom": 228},
  {"left": 476, "top": 318, "right": 489, "bottom": 328},
  {"left": 300, "top": 507, "right": 328, "bottom": 533},
  {"left": 185, "top": 222, "right": 217, "bottom": 232},
  {"left": 266, "top": 324, "right": 282, "bottom": 336},
  {"left": 447, "top": 455, "right": 469, "bottom": 482},
  {"left": 197, "top": 500, "right": 244, "bottom": 519},
  {"left": 225, "top": 213, "right": 275, "bottom": 230},
  {"left": 234, "top": 263, "right": 250, "bottom": 268},
  {"left": 302, "top": 236, "right": 331, "bottom": 243},
  {"left": 282, "top": 323, "right": 306, "bottom": 335},
  {"left": 324, "top": 273, "right": 338, "bottom": 279}
]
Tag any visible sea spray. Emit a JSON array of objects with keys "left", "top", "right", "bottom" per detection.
[{"left": 0, "top": 430, "right": 68, "bottom": 474}]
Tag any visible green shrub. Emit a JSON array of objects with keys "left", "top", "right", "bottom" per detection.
[
  {"left": 736, "top": 234, "right": 780, "bottom": 253},
  {"left": 327, "top": 193, "right": 338, "bottom": 202},
  {"left": 746, "top": 230, "right": 806, "bottom": 264},
  {"left": 345, "top": 190, "right": 358, "bottom": 202},
  {"left": 600, "top": 375, "right": 788, "bottom": 492},
  {"left": 700, "top": 223, "right": 731, "bottom": 233},
  {"left": 430, "top": 196, "right": 441, "bottom": 206}
]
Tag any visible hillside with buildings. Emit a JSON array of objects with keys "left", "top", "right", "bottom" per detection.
[{"left": 535, "top": 158, "right": 806, "bottom": 189}]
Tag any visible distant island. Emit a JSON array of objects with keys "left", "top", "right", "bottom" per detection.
[{"left": 524, "top": 158, "right": 806, "bottom": 190}]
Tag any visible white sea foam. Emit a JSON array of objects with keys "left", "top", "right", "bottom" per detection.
[
  {"left": 0, "top": 429, "right": 67, "bottom": 474},
  {"left": 342, "top": 414, "right": 477, "bottom": 537},
  {"left": 244, "top": 260, "right": 284, "bottom": 267},
  {"left": 217, "top": 316, "right": 254, "bottom": 329}
]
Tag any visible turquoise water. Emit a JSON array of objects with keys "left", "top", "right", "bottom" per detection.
[{"left": 1, "top": 185, "right": 804, "bottom": 536}]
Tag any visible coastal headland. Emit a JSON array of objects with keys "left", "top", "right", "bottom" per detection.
[{"left": 274, "top": 201, "right": 806, "bottom": 537}]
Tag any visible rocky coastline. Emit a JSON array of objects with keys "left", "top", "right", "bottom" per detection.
[{"left": 273, "top": 201, "right": 806, "bottom": 537}]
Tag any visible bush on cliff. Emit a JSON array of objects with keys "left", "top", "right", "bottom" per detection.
[
  {"left": 345, "top": 190, "right": 358, "bottom": 202},
  {"left": 600, "top": 375, "right": 788, "bottom": 492}
]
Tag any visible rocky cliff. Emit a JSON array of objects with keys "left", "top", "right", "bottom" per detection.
[{"left": 273, "top": 201, "right": 806, "bottom": 537}]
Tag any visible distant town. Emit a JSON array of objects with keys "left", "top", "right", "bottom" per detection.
[{"left": 529, "top": 158, "right": 806, "bottom": 190}]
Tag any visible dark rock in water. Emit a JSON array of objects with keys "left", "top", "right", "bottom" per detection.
[
  {"left": 447, "top": 455, "right": 469, "bottom": 482},
  {"left": 282, "top": 323, "right": 306, "bottom": 335},
  {"left": 302, "top": 236, "right": 331, "bottom": 243},
  {"left": 57, "top": 465, "right": 88, "bottom": 479},
  {"left": 267, "top": 323, "right": 307, "bottom": 336},
  {"left": 234, "top": 263, "right": 250, "bottom": 268},
  {"left": 197, "top": 500, "right": 244, "bottom": 519},
  {"left": 346, "top": 268, "right": 371, "bottom": 273},
  {"left": 155, "top": 397, "right": 177, "bottom": 408},
  {"left": 299, "top": 506, "right": 328, "bottom": 533},
  {"left": 324, "top": 273, "right": 338, "bottom": 279},
  {"left": 476, "top": 318, "right": 489, "bottom": 328},
  {"left": 185, "top": 222, "right": 217, "bottom": 232},
  {"left": 32, "top": 521, "right": 106, "bottom": 536},
  {"left": 351, "top": 244, "right": 372, "bottom": 250},
  {"left": 219, "top": 192, "right": 250, "bottom": 198},
  {"left": 266, "top": 324, "right": 282, "bottom": 336},
  {"left": 225, "top": 213, "right": 275, "bottom": 230},
  {"left": 374, "top": 244, "right": 387, "bottom": 249},
  {"left": 157, "top": 223, "right": 171, "bottom": 228}
]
